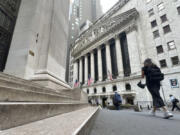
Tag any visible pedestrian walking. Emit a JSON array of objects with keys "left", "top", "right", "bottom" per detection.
[
  {"left": 169, "top": 95, "right": 180, "bottom": 111},
  {"left": 113, "top": 92, "right": 122, "bottom": 110},
  {"left": 141, "top": 58, "right": 173, "bottom": 118}
]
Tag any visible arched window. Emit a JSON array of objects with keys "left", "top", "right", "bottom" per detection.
[
  {"left": 102, "top": 87, "right": 106, "bottom": 93},
  {"left": 94, "top": 88, "right": 97, "bottom": 94},
  {"left": 126, "top": 83, "right": 131, "bottom": 91},
  {"left": 113, "top": 85, "right": 117, "bottom": 92},
  {"left": 87, "top": 89, "right": 89, "bottom": 94}
]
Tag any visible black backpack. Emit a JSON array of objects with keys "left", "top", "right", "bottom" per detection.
[{"left": 148, "top": 66, "right": 164, "bottom": 82}]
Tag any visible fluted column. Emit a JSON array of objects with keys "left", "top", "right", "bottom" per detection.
[
  {"left": 105, "top": 42, "right": 112, "bottom": 80},
  {"left": 79, "top": 58, "right": 83, "bottom": 83},
  {"left": 73, "top": 61, "right": 78, "bottom": 85},
  {"left": 126, "top": 28, "right": 141, "bottom": 75},
  {"left": 115, "top": 35, "right": 124, "bottom": 77},
  {"left": 84, "top": 55, "right": 88, "bottom": 84},
  {"left": 98, "top": 47, "right": 103, "bottom": 81},
  {"left": 91, "top": 51, "right": 95, "bottom": 83}
]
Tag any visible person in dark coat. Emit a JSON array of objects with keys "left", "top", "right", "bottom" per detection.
[
  {"left": 142, "top": 58, "right": 173, "bottom": 118},
  {"left": 113, "top": 92, "right": 122, "bottom": 110},
  {"left": 169, "top": 95, "right": 180, "bottom": 111}
]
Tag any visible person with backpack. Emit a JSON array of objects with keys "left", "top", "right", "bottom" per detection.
[
  {"left": 141, "top": 58, "right": 173, "bottom": 118},
  {"left": 169, "top": 95, "right": 180, "bottom": 111},
  {"left": 113, "top": 92, "right": 122, "bottom": 110}
]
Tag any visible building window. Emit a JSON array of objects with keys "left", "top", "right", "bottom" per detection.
[
  {"left": 163, "top": 25, "right": 171, "bottom": 34},
  {"left": 159, "top": 59, "right": 167, "bottom": 68},
  {"left": 171, "top": 56, "right": 179, "bottom": 66},
  {"left": 113, "top": 85, "right": 117, "bottom": 92},
  {"left": 156, "top": 45, "right": 164, "bottom": 54},
  {"left": 148, "top": 9, "right": 154, "bottom": 17},
  {"left": 160, "top": 14, "right": 168, "bottom": 23},
  {"left": 102, "top": 87, "right": 106, "bottom": 93},
  {"left": 94, "top": 88, "right": 97, "bottom": 94},
  {"left": 87, "top": 89, "right": 89, "bottom": 94},
  {"left": 151, "top": 20, "right": 157, "bottom": 28},
  {"left": 158, "top": 3, "right": 165, "bottom": 11},
  {"left": 167, "top": 41, "right": 176, "bottom": 50},
  {"left": 126, "top": 83, "right": 131, "bottom": 91},
  {"left": 177, "top": 6, "right": 180, "bottom": 15},
  {"left": 153, "top": 30, "right": 160, "bottom": 39}
]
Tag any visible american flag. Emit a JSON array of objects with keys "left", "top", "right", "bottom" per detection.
[
  {"left": 88, "top": 74, "right": 93, "bottom": 86},
  {"left": 74, "top": 79, "right": 79, "bottom": 88},
  {"left": 108, "top": 70, "right": 113, "bottom": 81}
]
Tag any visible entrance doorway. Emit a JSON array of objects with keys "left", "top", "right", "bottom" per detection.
[
  {"left": 126, "top": 97, "right": 134, "bottom": 105},
  {"left": 0, "top": 1, "right": 21, "bottom": 71}
]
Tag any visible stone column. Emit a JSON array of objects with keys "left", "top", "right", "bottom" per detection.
[
  {"left": 91, "top": 51, "right": 95, "bottom": 83},
  {"left": 79, "top": 58, "right": 83, "bottom": 83},
  {"left": 115, "top": 36, "right": 124, "bottom": 77},
  {"left": 84, "top": 55, "right": 88, "bottom": 84},
  {"left": 98, "top": 47, "right": 103, "bottom": 81},
  {"left": 105, "top": 42, "right": 112, "bottom": 80},
  {"left": 73, "top": 61, "right": 78, "bottom": 84},
  {"left": 126, "top": 27, "right": 141, "bottom": 75}
]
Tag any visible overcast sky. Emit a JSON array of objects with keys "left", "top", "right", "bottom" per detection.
[
  {"left": 70, "top": 0, "right": 119, "bottom": 13},
  {"left": 101, "top": 0, "right": 119, "bottom": 13}
]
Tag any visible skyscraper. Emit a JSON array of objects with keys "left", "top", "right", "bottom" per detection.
[{"left": 66, "top": 0, "right": 103, "bottom": 82}]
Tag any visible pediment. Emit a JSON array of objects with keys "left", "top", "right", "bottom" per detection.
[{"left": 71, "top": 8, "right": 139, "bottom": 57}]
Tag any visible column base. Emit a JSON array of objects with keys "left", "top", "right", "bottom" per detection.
[{"left": 29, "top": 70, "right": 71, "bottom": 90}]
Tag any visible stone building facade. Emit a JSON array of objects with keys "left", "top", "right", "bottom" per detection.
[
  {"left": 0, "top": 0, "right": 70, "bottom": 89},
  {"left": 70, "top": 0, "right": 180, "bottom": 107}
]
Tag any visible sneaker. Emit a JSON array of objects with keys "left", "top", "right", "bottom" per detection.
[
  {"left": 164, "top": 112, "right": 173, "bottom": 119},
  {"left": 150, "top": 110, "right": 156, "bottom": 116}
]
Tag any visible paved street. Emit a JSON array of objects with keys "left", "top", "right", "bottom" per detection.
[{"left": 90, "top": 109, "right": 180, "bottom": 135}]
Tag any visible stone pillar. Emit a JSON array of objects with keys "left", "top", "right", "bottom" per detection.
[
  {"left": 84, "top": 55, "right": 88, "bottom": 84},
  {"left": 98, "top": 47, "right": 103, "bottom": 81},
  {"left": 73, "top": 61, "right": 78, "bottom": 84},
  {"left": 126, "top": 28, "right": 141, "bottom": 75},
  {"left": 105, "top": 42, "right": 112, "bottom": 80},
  {"left": 115, "top": 36, "right": 124, "bottom": 77},
  {"left": 91, "top": 51, "right": 95, "bottom": 83},
  {"left": 79, "top": 58, "right": 83, "bottom": 83}
]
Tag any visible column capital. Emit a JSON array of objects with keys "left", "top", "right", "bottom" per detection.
[{"left": 125, "top": 23, "right": 138, "bottom": 34}]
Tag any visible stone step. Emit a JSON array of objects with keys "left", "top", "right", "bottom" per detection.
[
  {"left": 0, "top": 73, "right": 87, "bottom": 102},
  {"left": 0, "top": 102, "right": 89, "bottom": 130},
  {"left": 0, "top": 85, "right": 75, "bottom": 102},
  {"left": 0, "top": 73, "right": 66, "bottom": 96},
  {"left": 0, "top": 107, "right": 99, "bottom": 135}
]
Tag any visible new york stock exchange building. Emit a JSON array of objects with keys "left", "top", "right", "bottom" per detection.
[{"left": 69, "top": 0, "right": 180, "bottom": 107}]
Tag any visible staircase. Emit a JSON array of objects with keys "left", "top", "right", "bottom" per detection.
[{"left": 0, "top": 72, "right": 89, "bottom": 131}]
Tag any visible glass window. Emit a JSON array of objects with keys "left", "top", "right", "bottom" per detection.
[
  {"left": 163, "top": 25, "right": 171, "bottom": 34},
  {"left": 94, "top": 88, "right": 97, "bottom": 94},
  {"left": 126, "top": 84, "right": 131, "bottom": 91},
  {"left": 159, "top": 59, "right": 167, "bottom": 68},
  {"left": 158, "top": 3, "right": 165, "bottom": 11},
  {"left": 160, "top": 14, "right": 168, "bottom": 23},
  {"left": 153, "top": 30, "right": 160, "bottom": 39},
  {"left": 167, "top": 41, "right": 176, "bottom": 50},
  {"left": 151, "top": 20, "right": 157, "bottom": 28},
  {"left": 148, "top": 9, "right": 154, "bottom": 17},
  {"left": 171, "top": 56, "right": 179, "bottom": 65},
  {"left": 177, "top": 6, "right": 180, "bottom": 15},
  {"left": 102, "top": 87, "right": 106, "bottom": 93},
  {"left": 156, "top": 45, "right": 164, "bottom": 54}
]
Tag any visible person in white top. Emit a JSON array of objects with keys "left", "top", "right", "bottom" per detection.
[{"left": 169, "top": 95, "right": 180, "bottom": 111}]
